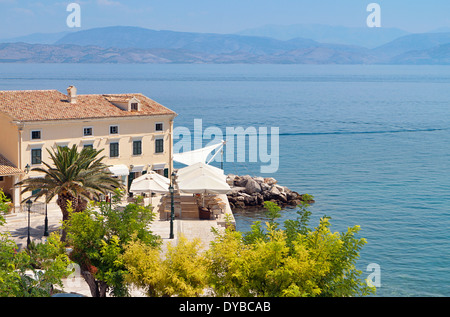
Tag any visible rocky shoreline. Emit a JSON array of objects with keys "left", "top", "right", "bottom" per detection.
[{"left": 226, "top": 174, "right": 314, "bottom": 209}]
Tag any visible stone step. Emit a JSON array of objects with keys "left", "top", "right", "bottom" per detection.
[{"left": 179, "top": 210, "right": 199, "bottom": 219}]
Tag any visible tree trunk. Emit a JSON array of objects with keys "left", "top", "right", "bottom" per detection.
[
  {"left": 57, "top": 194, "right": 73, "bottom": 242},
  {"left": 81, "top": 269, "right": 109, "bottom": 297},
  {"left": 99, "top": 281, "right": 108, "bottom": 297},
  {"left": 57, "top": 193, "right": 88, "bottom": 242},
  {"left": 81, "top": 270, "right": 99, "bottom": 297}
]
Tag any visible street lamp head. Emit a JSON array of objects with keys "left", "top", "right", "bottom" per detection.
[
  {"left": 26, "top": 199, "right": 33, "bottom": 210},
  {"left": 25, "top": 164, "right": 31, "bottom": 174}
]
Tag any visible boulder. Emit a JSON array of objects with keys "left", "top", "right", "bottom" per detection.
[
  {"left": 262, "top": 191, "right": 273, "bottom": 201},
  {"left": 256, "top": 193, "right": 264, "bottom": 205},
  {"left": 245, "top": 178, "right": 262, "bottom": 194},
  {"left": 230, "top": 186, "right": 246, "bottom": 195},
  {"left": 289, "top": 199, "right": 302, "bottom": 206},
  {"left": 277, "top": 193, "right": 288, "bottom": 204},
  {"left": 274, "top": 185, "right": 285, "bottom": 193},
  {"left": 226, "top": 174, "right": 237, "bottom": 186},
  {"left": 234, "top": 175, "right": 252, "bottom": 187},
  {"left": 287, "top": 191, "right": 301, "bottom": 200},
  {"left": 226, "top": 174, "right": 313, "bottom": 209},
  {"left": 268, "top": 185, "right": 281, "bottom": 197},
  {"left": 244, "top": 195, "right": 258, "bottom": 206},
  {"left": 264, "top": 177, "right": 277, "bottom": 185},
  {"left": 234, "top": 200, "right": 246, "bottom": 209},
  {"left": 283, "top": 186, "right": 292, "bottom": 194},
  {"left": 260, "top": 182, "right": 270, "bottom": 191},
  {"left": 253, "top": 176, "right": 265, "bottom": 184}
]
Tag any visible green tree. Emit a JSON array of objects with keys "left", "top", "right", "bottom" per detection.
[
  {"left": 0, "top": 229, "right": 72, "bottom": 297},
  {"left": 16, "top": 145, "right": 123, "bottom": 241},
  {"left": 264, "top": 201, "right": 282, "bottom": 226},
  {"left": 0, "top": 189, "right": 12, "bottom": 215},
  {"left": 122, "top": 234, "right": 208, "bottom": 297},
  {"left": 206, "top": 200, "right": 375, "bottom": 297},
  {"left": 93, "top": 196, "right": 374, "bottom": 298},
  {"left": 63, "top": 193, "right": 159, "bottom": 297},
  {"left": 0, "top": 190, "right": 8, "bottom": 226}
]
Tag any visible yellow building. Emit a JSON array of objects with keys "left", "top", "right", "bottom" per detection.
[{"left": 0, "top": 86, "right": 177, "bottom": 211}]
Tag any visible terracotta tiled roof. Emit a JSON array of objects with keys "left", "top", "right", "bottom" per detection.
[
  {"left": 0, "top": 154, "right": 23, "bottom": 176},
  {"left": 0, "top": 89, "right": 176, "bottom": 122}
]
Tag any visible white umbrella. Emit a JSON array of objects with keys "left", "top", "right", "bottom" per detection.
[
  {"left": 177, "top": 162, "right": 226, "bottom": 182},
  {"left": 130, "top": 172, "right": 170, "bottom": 206},
  {"left": 176, "top": 162, "right": 230, "bottom": 208},
  {"left": 177, "top": 169, "right": 231, "bottom": 195}
]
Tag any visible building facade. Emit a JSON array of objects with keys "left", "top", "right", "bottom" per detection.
[{"left": 0, "top": 86, "right": 177, "bottom": 211}]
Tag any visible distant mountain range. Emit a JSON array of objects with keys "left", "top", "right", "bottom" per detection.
[
  {"left": 236, "top": 24, "right": 411, "bottom": 48},
  {"left": 0, "top": 25, "right": 449, "bottom": 64},
  {"left": 0, "top": 31, "right": 70, "bottom": 44}
]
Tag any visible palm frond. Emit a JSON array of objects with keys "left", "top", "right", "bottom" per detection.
[{"left": 16, "top": 145, "right": 124, "bottom": 208}]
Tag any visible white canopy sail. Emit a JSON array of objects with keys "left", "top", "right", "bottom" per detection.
[{"left": 173, "top": 140, "right": 225, "bottom": 166}]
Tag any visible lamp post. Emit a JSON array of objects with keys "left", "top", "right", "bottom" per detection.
[
  {"left": 26, "top": 199, "right": 32, "bottom": 249},
  {"left": 169, "top": 171, "right": 177, "bottom": 239},
  {"left": 169, "top": 184, "right": 174, "bottom": 239},
  {"left": 43, "top": 201, "right": 49, "bottom": 237}
]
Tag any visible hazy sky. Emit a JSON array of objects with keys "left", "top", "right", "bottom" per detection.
[{"left": 0, "top": 0, "right": 449, "bottom": 38}]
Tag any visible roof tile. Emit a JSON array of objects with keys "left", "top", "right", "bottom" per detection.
[
  {"left": 0, "top": 89, "right": 176, "bottom": 122},
  {"left": 0, "top": 154, "right": 23, "bottom": 176}
]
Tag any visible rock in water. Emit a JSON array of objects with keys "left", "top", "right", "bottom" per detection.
[
  {"left": 245, "top": 178, "right": 262, "bottom": 194},
  {"left": 227, "top": 174, "right": 314, "bottom": 209}
]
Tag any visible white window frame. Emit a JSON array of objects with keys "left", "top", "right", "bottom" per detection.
[
  {"left": 130, "top": 102, "right": 139, "bottom": 111},
  {"left": 109, "top": 141, "right": 120, "bottom": 158},
  {"left": 155, "top": 122, "right": 164, "bottom": 132},
  {"left": 30, "top": 129, "right": 42, "bottom": 140},
  {"left": 83, "top": 126, "right": 93, "bottom": 137},
  {"left": 109, "top": 125, "right": 119, "bottom": 135},
  {"left": 31, "top": 147, "right": 43, "bottom": 165},
  {"left": 131, "top": 136, "right": 143, "bottom": 156},
  {"left": 155, "top": 137, "right": 164, "bottom": 154}
]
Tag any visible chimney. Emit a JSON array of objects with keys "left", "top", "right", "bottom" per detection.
[{"left": 67, "top": 85, "right": 77, "bottom": 104}]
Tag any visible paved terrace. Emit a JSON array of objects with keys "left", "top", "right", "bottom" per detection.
[{"left": 0, "top": 194, "right": 235, "bottom": 296}]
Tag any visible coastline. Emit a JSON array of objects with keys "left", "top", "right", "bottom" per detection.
[{"left": 226, "top": 174, "right": 314, "bottom": 210}]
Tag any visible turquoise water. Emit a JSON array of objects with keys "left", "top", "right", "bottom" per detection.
[{"left": 1, "top": 64, "right": 450, "bottom": 296}]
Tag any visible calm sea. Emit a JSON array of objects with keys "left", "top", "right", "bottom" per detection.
[{"left": 1, "top": 63, "right": 450, "bottom": 297}]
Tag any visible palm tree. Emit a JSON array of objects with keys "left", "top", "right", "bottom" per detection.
[{"left": 16, "top": 145, "right": 124, "bottom": 241}]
